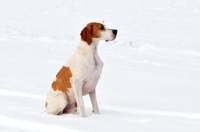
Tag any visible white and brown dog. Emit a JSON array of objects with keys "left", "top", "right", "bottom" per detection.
[{"left": 45, "top": 22, "right": 117, "bottom": 116}]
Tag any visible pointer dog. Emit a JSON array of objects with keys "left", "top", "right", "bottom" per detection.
[{"left": 45, "top": 22, "right": 117, "bottom": 116}]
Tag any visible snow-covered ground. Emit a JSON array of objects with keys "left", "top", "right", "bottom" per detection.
[{"left": 1, "top": 0, "right": 200, "bottom": 131}]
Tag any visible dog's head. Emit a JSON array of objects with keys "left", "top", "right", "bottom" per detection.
[{"left": 80, "top": 22, "right": 117, "bottom": 45}]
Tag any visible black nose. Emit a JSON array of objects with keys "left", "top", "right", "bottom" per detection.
[{"left": 112, "top": 30, "right": 117, "bottom": 35}]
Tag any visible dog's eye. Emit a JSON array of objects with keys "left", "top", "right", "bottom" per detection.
[{"left": 100, "top": 26, "right": 105, "bottom": 30}]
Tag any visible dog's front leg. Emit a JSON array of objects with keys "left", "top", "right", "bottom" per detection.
[
  {"left": 72, "top": 80, "right": 85, "bottom": 117},
  {"left": 89, "top": 89, "right": 99, "bottom": 114}
]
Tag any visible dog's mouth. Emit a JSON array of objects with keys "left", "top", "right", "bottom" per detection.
[
  {"left": 105, "top": 31, "right": 117, "bottom": 42},
  {"left": 105, "top": 37, "right": 116, "bottom": 42}
]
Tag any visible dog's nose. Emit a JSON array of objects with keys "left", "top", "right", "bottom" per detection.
[{"left": 112, "top": 30, "right": 117, "bottom": 35}]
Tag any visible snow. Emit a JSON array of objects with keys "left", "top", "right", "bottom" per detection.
[{"left": 0, "top": 0, "right": 200, "bottom": 131}]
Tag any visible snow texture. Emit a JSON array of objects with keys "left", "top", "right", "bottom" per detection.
[{"left": 0, "top": 0, "right": 200, "bottom": 132}]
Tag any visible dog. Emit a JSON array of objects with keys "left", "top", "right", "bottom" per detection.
[{"left": 45, "top": 22, "right": 117, "bottom": 116}]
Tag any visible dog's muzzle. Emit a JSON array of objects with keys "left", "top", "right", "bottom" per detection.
[
  {"left": 106, "top": 29, "right": 118, "bottom": 42},
  {"left": 113, "top": 30, "right": 117, "bottom": 36}
]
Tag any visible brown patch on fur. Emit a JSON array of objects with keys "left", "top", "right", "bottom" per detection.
[
  {"left": 45, "top": 102, "right": 48, "bottom": 108},
  {"left": 80, "top": 26, "right": 92, "bottom": 45},
  {"left": 80, "top": 22, "right": 103, "bottom": 45},
  {"left": 52, "top": 66, "right": 72, "bottom": 93}
]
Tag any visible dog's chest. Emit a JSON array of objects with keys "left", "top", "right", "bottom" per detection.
[{"left": 82, "top": 58, "right": 103, "bottom": 96}]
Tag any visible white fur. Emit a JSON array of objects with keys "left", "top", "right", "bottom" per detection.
[{"left": 46, "top": 24, "right": 117, "bottom": 116}]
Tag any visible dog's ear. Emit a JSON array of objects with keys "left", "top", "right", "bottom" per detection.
[{"left": 80, "top": 26, "right": 92, "bottom": 45}]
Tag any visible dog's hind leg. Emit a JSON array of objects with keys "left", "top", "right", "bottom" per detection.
[{"left": 46, "top": 91, "right": 68, "bottom": 115}]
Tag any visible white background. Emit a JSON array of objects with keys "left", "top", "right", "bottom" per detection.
[{"left": 0, "top": 0, "right": 200, "bottom": 131}]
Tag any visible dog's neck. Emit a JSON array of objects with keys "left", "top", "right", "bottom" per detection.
[{"left": 77, "top": 39, "right": 100, "bottom": 53}]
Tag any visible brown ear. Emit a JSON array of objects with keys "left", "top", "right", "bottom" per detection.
[{"left": 80, "top": 26, "right": 92, "bottom": 45}]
